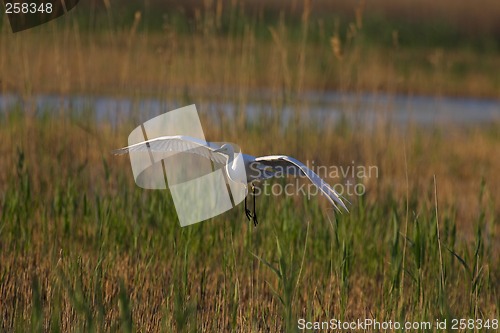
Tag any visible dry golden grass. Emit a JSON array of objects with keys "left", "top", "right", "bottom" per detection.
[
  {"left": 0, "top": 111, "right": 499, "bottom": 331},
  {"left": 0, "top": 1, "right": 499, "bottom": 331}
]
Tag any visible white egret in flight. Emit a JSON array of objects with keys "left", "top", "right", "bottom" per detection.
[{"left": 113, "top": 135, "right": 348, "bottom": 225}]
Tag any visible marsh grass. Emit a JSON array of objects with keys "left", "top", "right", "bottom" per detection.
[
  {"left": 1, "top": 0, "right": 500, "bottom": 98},
  {"left": 0, "top": 0, "right": 499, "bottom": 331},
  {"left": 0, "top": 105, "right": 498, "bottom": 331}
]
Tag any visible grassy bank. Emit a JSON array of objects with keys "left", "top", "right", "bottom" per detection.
[{"left": 0, "top": 109, "right": 498, "bottom": 331}]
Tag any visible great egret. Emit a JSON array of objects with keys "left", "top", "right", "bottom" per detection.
[{"left": 113, "top": 135, "right": 348, "bottom": 225}]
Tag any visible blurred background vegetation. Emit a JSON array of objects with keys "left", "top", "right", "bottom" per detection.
[{"left": 1, "top": 0, "right": 500, "bottom": 97}]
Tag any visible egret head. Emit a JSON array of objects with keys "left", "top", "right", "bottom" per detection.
[{"left": 214, "top": 143, "right": 234, "bottom": 156}]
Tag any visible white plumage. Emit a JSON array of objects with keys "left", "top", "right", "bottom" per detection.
[{"left": 113, "top": 135, "right": 348, "bottom": 224}]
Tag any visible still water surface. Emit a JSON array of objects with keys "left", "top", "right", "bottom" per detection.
[{"left": 1, "top": 91, "right": 499, "bottom": 127}]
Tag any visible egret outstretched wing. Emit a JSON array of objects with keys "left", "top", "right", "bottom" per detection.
[
  {"left": 112, "top": 135, "right": 228, "bottom": 165},
  {"left": 255, "top": 155, "right": 349, "bottom": 212}
]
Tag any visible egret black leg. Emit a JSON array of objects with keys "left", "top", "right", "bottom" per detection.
[
  {"left": 252, "top": 184, "right": 258, "bottom": 226},
  {"left": 245, "top": 196, "right": 253, "bottom": 221}
]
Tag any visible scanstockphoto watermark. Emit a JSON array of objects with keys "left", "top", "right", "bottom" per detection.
[
  {"left": 252, "top": 161, "right": 379, "bottom": 198},
  {"left": 297, "top": 318, "right": 499, "bottom": 331}
]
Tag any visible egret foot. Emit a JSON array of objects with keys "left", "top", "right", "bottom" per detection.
[
  {"left": 244, "top": 196, "right": 254, "bottom": 221},
  {"left": 244, "top": 185, "right": 258, "bottom": 226}
]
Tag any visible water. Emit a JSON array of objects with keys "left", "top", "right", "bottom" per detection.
[{"left": 0, "top": 90, "right": 499, "bottom": 127}]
